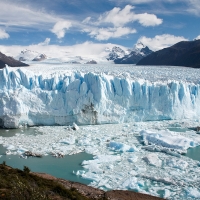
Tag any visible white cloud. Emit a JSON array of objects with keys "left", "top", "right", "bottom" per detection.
[
  {"left": 137, "top": 34, "right": 188, "bottom": 51},
  {"left": 98, "top": 5, "right": 163, "bottom": 27},
  {"left": 195, "top": 35, "right": 200, "bottom": 40},
  {"left": 38, "top": 38, "right": 51, "bottom": 46},
  {"left": 82, "top": 17, "right": 91, "bottom": 24},
  {"left": 134, "top": 13, "right": 163, "bottom": 26},
  {"left": 0, "top": 29, "right": 9, "bottom": 39},
  {"left": 51, "top": 21, "right": 72, "bottom": 39},
  {"left": 87, "top": 27, "right": 136, "bottom": 41},
  {"left": 0, "top": 2, "right": 62, "bottom": 30},
  {"left": 187, "top": 0, "right": 200, "bottom": 15},
  {"left": 0, "top": 42, "right": 128, "bottom": 62}
]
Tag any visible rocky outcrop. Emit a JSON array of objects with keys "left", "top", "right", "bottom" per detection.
[
  {"left": 0, "top": 52, "right": 29, "bottom": 69},
  {"left": 32, "top": 54, "right": 47, "bottom": 61},
  {"left": 85, "top": 60, "right": 97, "bottom": 64}
]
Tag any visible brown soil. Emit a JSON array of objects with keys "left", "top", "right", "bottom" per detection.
[{"left": 34, "top": 172, "right": 164, "bottom": 200}]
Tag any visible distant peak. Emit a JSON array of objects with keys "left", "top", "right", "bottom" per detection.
[{"left": 134, "top": 42, "right": 146, "bottom": 50}]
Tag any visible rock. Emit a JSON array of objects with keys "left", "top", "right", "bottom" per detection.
[
  {"left": 0, "top": 52, "right": 29, "bottom": 69},
  {"left": 32, "top": 54, "right": 47, "bottom": 61},
  {"left": 85, "top": 60, "right": 97, "bottom": 64}
]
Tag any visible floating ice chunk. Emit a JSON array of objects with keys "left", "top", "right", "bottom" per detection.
[
  {"left": 166, "top": 158, "right": 188, "bottom": 170},
  {"left": 108, "top": 141, "right": 138, "bottom": 152},
  {"left": 59, "top": 137, "right": 75, "bottom": 145},
  {"left": 128, "top": 155, "right": 138, "bottom": 163},
  {"left": 83, "top": 163, "right": 103, "bottom": 174},
  {"left": 164, "top": 189, "right": 171, "bottom": 199},
  {"left": 143, "top": 153, "right": 162, "bottom": 167},
  {"left": 82, "top": 155, "right": 121, "bottom": 165},
  {"left": 81, "top": 171, "right": 100, "bottom": 182},
  {"left": 122, "top": 177, "right": 143, "bottom": 192},
  {"left": 5, "top": 145, "right": 16, "bottom": 151},
  {"left": 140, "top": 129, "right": 199, "bottom": 150},
  {"left": 72, "top": 122, "right": 79, "bottom": 131},
  {"left": 76, "top": 170, "right": 85, "bottom": 176},
  {"left": 186, "top": 188, "right": 200, "bottom": 198}
]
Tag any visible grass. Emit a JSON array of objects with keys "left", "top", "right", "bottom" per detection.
[{"left": 0, "top": 162, "right": 94, "bottom": 200}]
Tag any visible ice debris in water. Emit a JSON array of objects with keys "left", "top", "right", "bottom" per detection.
[{"left": 1, "top": 120, "right": 200, "bottom": 199}]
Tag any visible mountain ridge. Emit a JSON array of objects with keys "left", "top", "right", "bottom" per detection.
[
  {"left": 137, "top": 39, "right": 200, "bottom": 68},
  {"left": 107, "top": 43, "right": 153, "bottom": 64},
  {"left": 0, "top": 52, "right": 29, "bottom": 69}
]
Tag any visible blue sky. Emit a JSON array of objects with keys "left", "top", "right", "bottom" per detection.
[{"left": 0, "top": 0, "right": 200, "bottom": 53}]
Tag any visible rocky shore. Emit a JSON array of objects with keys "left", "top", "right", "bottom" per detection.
[
  {"left": 0, "top": 163, "right": 164, "bottom": 200},
  {"left": 32, "top": 171, "right": 164, "bottom": 200}
]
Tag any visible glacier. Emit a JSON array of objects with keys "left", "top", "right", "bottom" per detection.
[{"left": 0, "top": 65, "right": 200, "bottom": 128}]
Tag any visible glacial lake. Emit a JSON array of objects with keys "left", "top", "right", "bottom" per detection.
[
  {"left": 0, "top": 123, "right": 200, "bottom": 197},
  {"left": 0, "top": 128, "right": 93, "bottom": 185}
]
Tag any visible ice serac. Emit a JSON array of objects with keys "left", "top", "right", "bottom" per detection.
[{"left": 0, "top": 66, "right": 200, "bottom": 128}]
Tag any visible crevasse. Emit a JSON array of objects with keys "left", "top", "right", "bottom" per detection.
[{"left": 0, "top": 66, "right": 200, "bottom": 128}]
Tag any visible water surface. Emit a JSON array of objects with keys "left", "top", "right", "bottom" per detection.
[{"left": 0, "top": 128, "right": 93, "bottom": 185}]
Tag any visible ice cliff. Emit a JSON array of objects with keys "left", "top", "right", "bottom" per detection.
[{"left": 0, "top": 66, "right": 200, "bottom": 128}]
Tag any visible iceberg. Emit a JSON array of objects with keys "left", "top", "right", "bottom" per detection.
[
  {"left": 140, "top": 129, "right": 200, "bottom": 151},
  {"left": 1, "top": 65, "right": 200, "bottom": 128},
  {"left": 108, "top": 141, "right": 138, "bottom": 152}
]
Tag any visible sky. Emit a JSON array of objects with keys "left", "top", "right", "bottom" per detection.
[{"left": 0, "top": 0, "right": 200, "bottom": 57}]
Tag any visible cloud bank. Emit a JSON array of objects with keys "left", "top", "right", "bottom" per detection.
[{"left": 138, "top": 34, "right": 188, "bottom": 51}]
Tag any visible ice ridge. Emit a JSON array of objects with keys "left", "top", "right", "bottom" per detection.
[{"left": 0, "top": 66, "right": 200, "bottom": 128}]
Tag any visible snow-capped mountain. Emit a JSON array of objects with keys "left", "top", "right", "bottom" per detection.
[
  {"left": 106, "top": 46, "right": 127, "bottom": 61},
  {"left": 13, "top": 43, "right": 152, "bottom": 65},
  {"left": 17, "top": 49, "right": 47, "bottom": 62},
  {"left": 114, "top": 42, "right": 153, "bottom": 64}
]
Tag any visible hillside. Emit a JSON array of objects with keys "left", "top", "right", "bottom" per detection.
[
  {"left": 0, "top": 163, "right": 163, "bottom": 200},
  {"left": 0, "top": 52, "right": 29, "bottom": 69},
  {"left": 137, "top": 39, "right": 200, "bottom": 68}
]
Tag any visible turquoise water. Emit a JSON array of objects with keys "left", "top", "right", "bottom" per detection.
[
  {"left": 167, "top": 126, "right": 200, "bottom": 161},
  {"left": 0, "top": 128, "right": 93, "bottom": 185},
  {"left": 186, "top": 146, "right": 200, "bottom": 161}
]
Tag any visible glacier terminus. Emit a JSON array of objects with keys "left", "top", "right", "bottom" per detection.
[{"left": 0, "top": 64, "right": 200, "bottom": 128}]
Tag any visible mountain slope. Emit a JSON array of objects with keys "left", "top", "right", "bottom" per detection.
[
  {"left": 137, "top": 39, "right": 200, "bottom": 67},
  {"left": 107, "top": 46, "right": 127, "bottom": 61},
  {"left": 0, "top": 52, "right": 29, "bottom": 69},
  {"left": 18, "top": 49, "right": 47, "bottom": 62},
  {"left": 114, "top": 46, "right": 153, "bottom": 64},
  {"left": 113, "top": 43, "right": 153, "bottom": 64}
]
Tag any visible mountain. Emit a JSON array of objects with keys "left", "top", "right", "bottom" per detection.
[
  {"left": 137, "top": 39, "right": 200, "bottom": 68},
  {"left": 107, "top": 46, "right": 127, "bottom": 61},
  {"left": 18, "top": 49, "right": 47, "bottom": 62},
  {"left": 107, "top": 43, "right": 153, "bottom": 64},
  {"left": 32, "top": 54, "right": 47, "bottom": 61},
  {"left": 85, "top": 60, "right": 97, "bottom": 64},
  {"left": 0, "top": 52, "right": 29, "bottom": 69}
]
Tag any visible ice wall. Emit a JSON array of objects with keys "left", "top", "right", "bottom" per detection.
[{"left": 0, "top": 66, "right": 200, "bottom": 128}]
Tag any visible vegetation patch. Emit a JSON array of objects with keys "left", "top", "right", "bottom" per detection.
[{"left": 0, "top": 162, "right": 92, "bottom": 200}]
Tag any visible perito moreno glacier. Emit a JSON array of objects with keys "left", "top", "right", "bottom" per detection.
[{"left": 0, "top": 65, "right": 200, "bottom": 128}]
